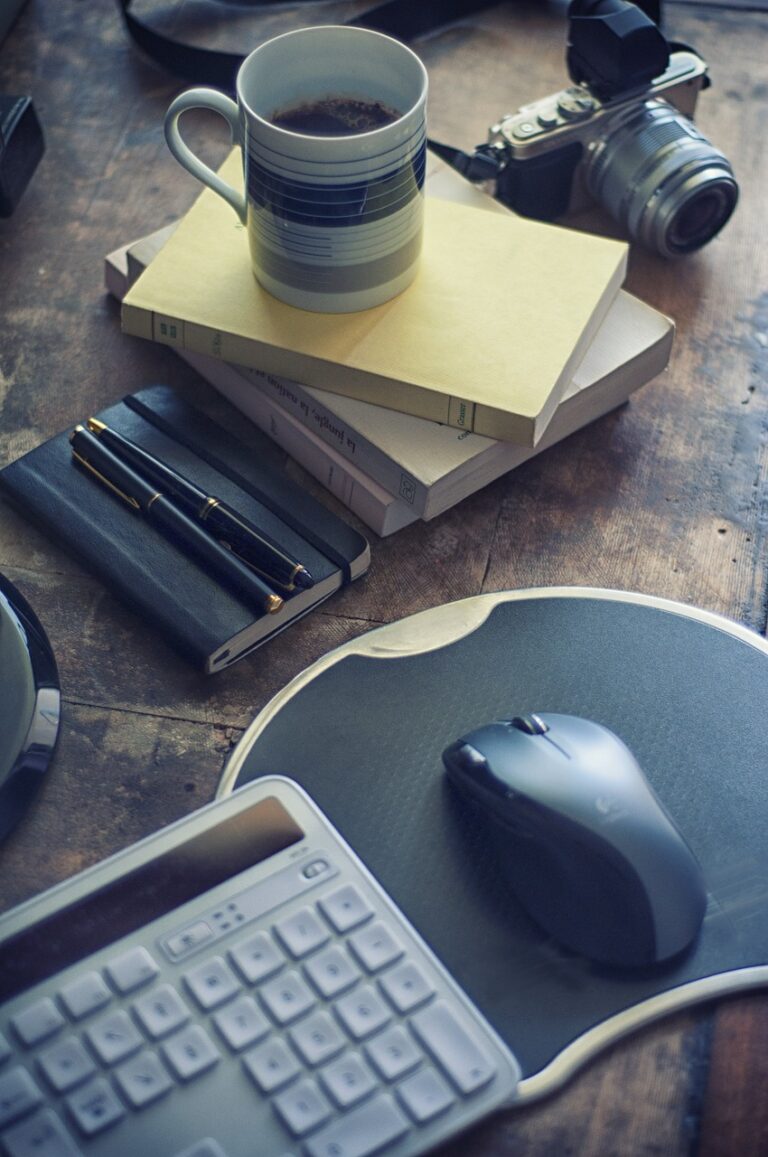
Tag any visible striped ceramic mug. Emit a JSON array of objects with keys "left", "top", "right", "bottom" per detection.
[{"left": 164, "top": 25, "right": 428, "bottom": 314}]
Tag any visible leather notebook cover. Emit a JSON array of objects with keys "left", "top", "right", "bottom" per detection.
[{"left": 0, "top": 385, "right": 369, "bottom": 672}]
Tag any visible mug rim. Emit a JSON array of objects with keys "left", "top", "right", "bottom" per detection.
[{"left": 235, "top": 24, "right": 428, "bottom": 143}]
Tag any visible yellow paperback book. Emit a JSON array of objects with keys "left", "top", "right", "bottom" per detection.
[{"left": 122, "top": 150, "right": 628, "bottom": 446}]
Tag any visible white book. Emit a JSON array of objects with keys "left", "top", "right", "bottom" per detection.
[{"left": 107, "top": 159, "right": 673, "bottom": 534}]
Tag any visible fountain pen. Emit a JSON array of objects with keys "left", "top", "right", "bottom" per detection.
[
  {"left": 70, "top": 426, "right": 283, "bottom": 615},
  {"left": 86, "top": 418, "right": 315, "bottom": 592}
]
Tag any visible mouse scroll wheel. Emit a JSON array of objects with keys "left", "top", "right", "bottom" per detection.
[{"left": 509, "top": 714, "right": 549, "bottom": 735}]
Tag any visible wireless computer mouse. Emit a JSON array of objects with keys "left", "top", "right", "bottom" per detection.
[{"left": 442, "top": 712, "right": 707, "bottom": 968}]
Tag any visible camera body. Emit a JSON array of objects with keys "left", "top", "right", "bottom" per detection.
[{"left": 477, "top": 7, "right": 738, "bottom": 256}]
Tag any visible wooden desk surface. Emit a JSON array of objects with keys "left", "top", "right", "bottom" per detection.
[{"left": 1, "top": 1, "right": 766, "bottom": 1153}]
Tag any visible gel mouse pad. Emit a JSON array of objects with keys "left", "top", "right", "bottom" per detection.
[{"left": 219, "top": 588, "right": 768, "bottom": 1094}]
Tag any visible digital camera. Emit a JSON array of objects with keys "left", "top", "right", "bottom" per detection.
[{"left": 469, "top": 1, "right": 738, "bottom": 257}]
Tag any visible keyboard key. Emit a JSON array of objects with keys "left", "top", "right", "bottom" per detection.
[
  {"left": 243, "top": 1038, "right": 301, "bottom": 1093},
  {"left": 347, "top": 923, "right": 403, "bottom": 973},
  {"left": 259, "top": 971, "right": 316, "bottom": 1026},
  {"left": 213, "top": 995, "right": 270, "bottom": 1052},
  {"left": 11, "top": 999, "right": 64, "bottom": 1047},
  {"left": 183, "top": 957, "right": 240, "bottom": 1011},
  {"left": 319, "top": 1051, "right": 377, "bottom": 1108},
  {"left": 132, "top": 984, "right": 190, "bottom": 1039},
  {"left": 66, "top": 1077, "right": 125, "bottom": 1136},
  {"left": 162, "top": 1025, "right": 220, "bottom": 1082},
  {"left": 303, "top": 946, "right": 360, "bottom": 1000},
  {"left": 272, "top": 1078, "right": 331, "bottom": 1136},
  {"left": 85, "top": 1009, "right": 143, "bottom": 1066},
  {"left": 396, "top": 1067, "right": 455, "bottom": 1123},
  {"left": 229, "top": 932, "right": 284, "bottom": 984},
  {"left": 289, "top": 1012, "right": 345, "bottom": 1067},
  {"left": 114, "top": 1049, "right": 173, "bottom": 1109},
  {"left": 105, "top": 946, "right": 158, "bottom": 995},
  {"left": 0, "top": 1067, "right": 43, "bottom": 1127},
  {"left": 173, "top": 1141, "right": 228, "bottom": 1157},
  {"left": 364, "top": 1026, "right": 421, "bottom": 1082},
  {"left": 378, "top": 961, "right": 434, "bottom": 1013},
  {"left": 58, "top": 973, "right": 111, "bottom": 1021},
  {"left": 37, "top": 1037, "right": 96, "bottom": 1093},
  {"left": 1, "top": 1107, "right": 82, "bottom": 1157},
  {"left": 273, "top": 908, "right": 329, "bottom": 959},
  {"left": 318, "top": 885, "right": 374, "bottom": 934},
  {"left": 410, "top": 1001, "right": 497, "bottom": 1095},
  {"left": 304, "top": 1093, "right": 409, "bottom": 1157},
  {"left": 164, "top": 921, "right": 214, "bottom": 962},
  {"left": 334, "top": 985, "right": 391, "bottom": 1040}
]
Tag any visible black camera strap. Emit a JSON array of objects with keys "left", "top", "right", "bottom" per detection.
[{"left": 117, "top": 0, "right": 498, "bottom": 89}]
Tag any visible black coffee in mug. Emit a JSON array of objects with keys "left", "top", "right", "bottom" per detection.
[{"left": 271, "top": 96, "right": 402, "bottom": 136}]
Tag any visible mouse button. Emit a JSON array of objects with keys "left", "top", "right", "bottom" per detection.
[
  {"left": 508, "top": 714, "right": 549, "bottom": 735},
  {"left": 445, "top": 741, "right": 489, "bottom": 775}
]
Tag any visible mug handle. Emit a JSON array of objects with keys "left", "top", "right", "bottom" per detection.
[{"left": 164, "top": 88, "right": 247, "bottom": 224}]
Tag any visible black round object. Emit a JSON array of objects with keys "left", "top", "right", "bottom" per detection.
[{"left": 0, "top": 574, "right": 60, "bottom": 843}]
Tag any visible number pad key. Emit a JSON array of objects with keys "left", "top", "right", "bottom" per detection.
[
  {"left": 320, "top": 1051, "right": 377, "bottom": 1109},
  {"left": 410, "top": 1001, "right": 497, "bottom": 1094},
  {"left": 11, "top": 999, "right": 64, "bottom": 1048},
  {"left": 114, "top": 1050, "right": 173, "bottom": 1109},
  {"left": 212, "top": 995, "right": 270, "bottom": 1052},
  {"left": 364, "top": 1026, "right": 421, "bottom": 1082},
  {"left": 162, "top": 1025, "right": 220, "bottom": 1082},
  {"left": 318, "top": 885, "right": 373, "bottom": 934},
  {"left": 334, "top": 985, "right": 391, "bottom": 1040},
  {"left": 396, "top": 1067, "right": 455, "bottom": 1123},
  {"left": 272, "top": 1078, "right": 331, "bottom": 1136},
  {"left": 378, "top": 960, "right": 434, "bottom": 1013},
  {"left": 273, "top": 907, "right": 329, "bottom": 959},
  {"left": 289, "top": 1012, "right": 344, "bottom": 1067},
  {"left": 183, "top": 957, "right": 240, "bottom": 1011},
  {"left": 304, "top": 1094, "right": 409, "bottom": 1157},
  {"left": 1, "top": 1107, "right": 81, "bottom": 1157},
  {"left": 259, "top": 971, "right": 315, "bottom": 1026},
  {"left": 303, "top": 945, "right": 360, "bottom": 1000},
  {"left": 37, "top": 1036, "right": 96, "bottom": 1093},
  {"left": 132, "top": 984, "right": 190, "bottom": 1039},
  {"left": 243, "top": 1038, "right": 301, "bottom": 1093},
  {"left": 66, "top": 1077, "right": 125, "bottom": 1136},
  {"left": 58, "top": 972, "right": 111, "bottom": 1021},
  {"left": 348, "top": 923, "right": 403, "bottom": 973},
  {"left": 85, "top": 1010, "right": 142, "bottom": 1066},
  {"left": 0, "top": 1066, "right": 43, "bottom": 1127},
  {"left": 105, "top": 947, "right": 158, "bottom": 995},
  {"left": 229, "top": 932, "right": 284, "bottom": 985}
]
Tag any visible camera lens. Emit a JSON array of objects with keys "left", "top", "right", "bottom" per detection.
[{"left": 585, "top": 100, "right": 738, "bottom": 256}]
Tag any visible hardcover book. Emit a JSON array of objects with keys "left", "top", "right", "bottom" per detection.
[
  {"left": 121, "top": 150, "right": 628, "bottom": 446},
  {"left": 0, "top": 387, "right": 370, "bottom": 672}
]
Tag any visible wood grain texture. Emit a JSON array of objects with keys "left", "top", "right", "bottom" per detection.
[{"left": 1, "top": 1, "right": 767, "bottom": 1154}]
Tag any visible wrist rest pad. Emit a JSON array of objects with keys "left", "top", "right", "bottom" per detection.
[{"left": 219, "top": 588, "right": 768, "bottom": 1095}]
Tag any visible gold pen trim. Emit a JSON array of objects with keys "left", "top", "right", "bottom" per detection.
[
  {"left": 71, "top": 449, "right": 141, "bottom": 510},
  {"left": 85, "top": 417, "right": 106, "bottom": 435},
  {"left": 199, "top": 497, "right": 220, "bottom": 520},
  {"left": 266, "top": 594, "right": 284, "bottom": 614}
]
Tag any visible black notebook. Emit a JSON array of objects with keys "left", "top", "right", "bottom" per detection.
[{"left": 0, "top": 385, "right": 370, "bottom": 672}]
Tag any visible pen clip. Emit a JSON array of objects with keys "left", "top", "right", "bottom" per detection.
[
  {"left": 71, "top": 448, "right": 141, "bottom": 510},
  {"left": 219, "top": 537, "right": 298, "bottom": 591}
]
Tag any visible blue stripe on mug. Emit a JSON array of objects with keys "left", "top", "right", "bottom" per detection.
[
  {"left": 246, "top": 123, "right": 427, "bottom": 179},
  {"left": 247, "top": 146, "right": 426, "bottom": 228}
]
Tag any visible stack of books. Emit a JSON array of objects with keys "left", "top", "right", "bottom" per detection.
[{"left": 107, "top": 152, "right": 674, "bottom": 536}]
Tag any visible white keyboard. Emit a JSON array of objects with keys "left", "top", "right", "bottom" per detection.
[{"left": 0, "top": 777, "right": 521, "bottom": 1157}]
